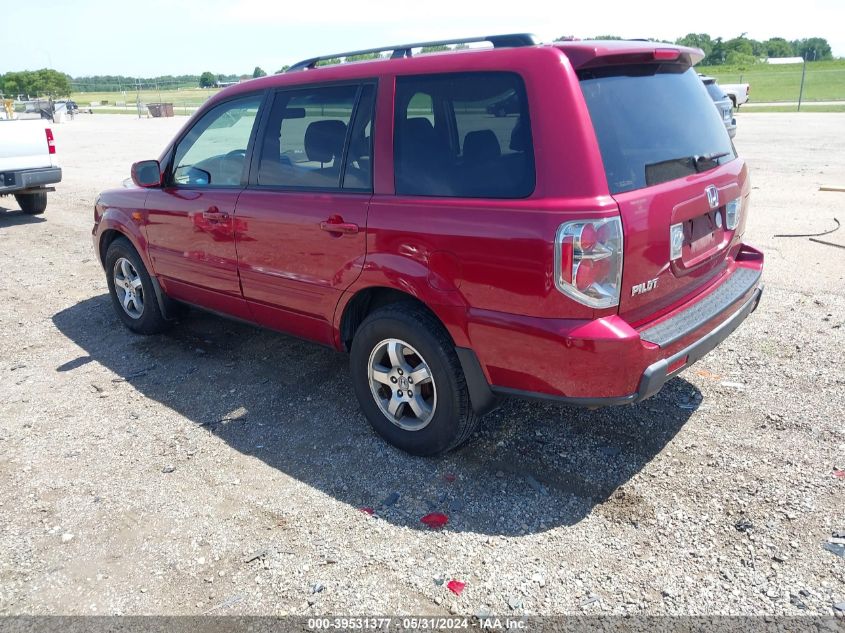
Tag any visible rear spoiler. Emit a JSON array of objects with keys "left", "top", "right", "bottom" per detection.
[{"left": 554, "top": 41, "right": 704, "bottom": 70}]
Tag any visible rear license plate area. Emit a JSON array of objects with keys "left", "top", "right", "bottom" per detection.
[{"left": 687, "top": 210, "right": 722, "bottom": 256}]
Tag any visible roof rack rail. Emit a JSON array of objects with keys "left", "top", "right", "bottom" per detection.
[{"left": 286, "top": 33, "right": 538, "bottom": 73}]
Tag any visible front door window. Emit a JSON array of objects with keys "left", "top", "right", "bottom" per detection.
[{"left": 172, "top": 96, "right": 261, "bottom": 187}]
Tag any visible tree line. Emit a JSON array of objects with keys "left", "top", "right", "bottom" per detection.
[
  {"left": 557, "top": 33, "right": 834, "bottom": 65},
  {"left": 0, "top": 69, "right": 72, "bottom": 98}
]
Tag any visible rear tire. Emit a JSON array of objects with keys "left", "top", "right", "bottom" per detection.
[
  {"left": 15, "top": 192, "right": 47, "bottom": 215},
  {"left": 350, "top": 304, "right": 480, "bottom": 456},
  {"left": 104, "top": 237, "right": 170, "bottom": 334}
]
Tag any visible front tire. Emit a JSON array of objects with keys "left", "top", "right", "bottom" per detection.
[
  {"left": 350, "top": 304, "right": 480, "bottom": 456},
  {"left": 15, "top": 192, "right": 47, "bottom": 215},
  {"left": 104, "top": 237, "right": 170, "bottom": 334}
]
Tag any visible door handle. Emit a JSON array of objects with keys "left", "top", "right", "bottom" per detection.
[
  {"left": 203, "top": 206, "right": 230, "bottom": 223},
  {"left": 320, "top": 218, "right": 359, "bottom": 235}
]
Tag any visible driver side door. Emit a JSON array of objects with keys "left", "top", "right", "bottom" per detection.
[{"left": 144, "top": 94, "right": 263, "bottom": 319}]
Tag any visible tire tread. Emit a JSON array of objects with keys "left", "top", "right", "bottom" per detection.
[
  {"left": 15, "top": 192, "right": 47, "bottom": 215},
  {"left": 355, "top": 303, "right": 480, "bottom": 454},
  {"left": 105, "top": 237, "right": 170, "bottom": 335}
]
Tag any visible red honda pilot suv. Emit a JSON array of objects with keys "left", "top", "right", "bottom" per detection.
[{"left": 93, "top": 35, "right": 763, "bottom": 456}]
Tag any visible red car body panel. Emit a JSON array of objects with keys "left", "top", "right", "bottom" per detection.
[
  {"left": 614, "top": 159, "right": 750, "bottom": 325},
  {"left": 143, "top": 187, "right": 253, "bottom": 321},
  {"left": 467, "top": 245, "right": 762, "bottom": 399},
  {"left": 93, "top": 40, "right": 763, "bottom": 405},
  {"left": 234, "top": 189, "right": 371, "bottom": 345}
]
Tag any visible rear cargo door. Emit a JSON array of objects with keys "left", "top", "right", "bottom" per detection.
[{"left": 579, "top": 63, "right": 745, "bottom": 324}]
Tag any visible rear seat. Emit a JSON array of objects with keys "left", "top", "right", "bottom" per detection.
[
  {"left": 395, "top": 117, "right": 532, "bottom": 198},
  {"left": 395, "top": 117, "right": 453, "bottom": 195},
  {"left": 457, "top": 122, "right": 531, "bottom": 197}
]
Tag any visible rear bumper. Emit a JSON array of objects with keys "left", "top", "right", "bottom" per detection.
[
  {"left": 634, "top": 282, "right": 761, "bottom": 402},
  {"left": 0, "top": 166, "right": 62, "bottom": 195},
  {"left": 464, "top": 245, "right": 763, "bottom": 408}
]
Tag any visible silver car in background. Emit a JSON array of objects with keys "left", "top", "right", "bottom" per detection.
[{"left": 700, "top": 75, "right": 736, "bottom": 138}]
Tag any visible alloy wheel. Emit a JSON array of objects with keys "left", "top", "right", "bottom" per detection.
[
  {"left": 112, "top": 257, "right": 144, "bottom": 319},
  {"left": 367, "top": 338, "right": 437, "bottom": 431}
]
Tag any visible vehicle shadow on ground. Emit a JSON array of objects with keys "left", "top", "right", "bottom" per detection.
[
  {"left": 0, "top": 206, "right": 46, "bottom": 225},
  {"left": 53, "top": 295, "right": 702, "bottom": 536}
]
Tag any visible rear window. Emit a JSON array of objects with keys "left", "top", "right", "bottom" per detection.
[
  {"left": 704, "top": 82, "right": 728, "bottom": 101},
  {"left": 394, "top": 72, "right": 535, "bottom": 198},
  {"left": 579, "top": 65, "right": 736, "bottom": 194}
]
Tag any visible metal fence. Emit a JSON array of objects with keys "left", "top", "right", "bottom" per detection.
[
  {"left": 69, "top": 79, "right": 217, "bottom": 117},
  {"left": 700, "top": 63, "right": 845, "bottom": 107}
]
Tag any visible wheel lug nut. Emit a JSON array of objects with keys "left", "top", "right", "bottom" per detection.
[
  {"left": 390, "top": 377, "right": 397, "bottom": 383},
  {"left": 408, "top": 390, "right": 413, "bottom": 396},
  {"left": 398, "top": 369, "right": 403, "bottom": 375},
  {"left": 397, "top": 390, "right": 403, "bottom": 397},
  {"left": 408, "top": 377, "right": 413, "bottom": 384}
]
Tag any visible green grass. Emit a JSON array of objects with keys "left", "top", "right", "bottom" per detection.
[
  {"left": 70, "top": 87, "right": 220, "bottom": 108},
  {"left": 697, "top": 59, "right": 845, "bottom": 103},
  {"left": 738, "top": 104, "right": 845, "bottom": 113}
]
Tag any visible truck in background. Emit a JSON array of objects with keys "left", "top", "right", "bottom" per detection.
[
  {"left": 0, "top": 119, "right": 62, "bottom": 214},
  {"left": 721, "top": 83, "right": 751, "bottom": 107}
]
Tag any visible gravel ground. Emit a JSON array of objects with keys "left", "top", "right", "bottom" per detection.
[{"left": 0, "top": 113, "right": 843, "bottom": 617}]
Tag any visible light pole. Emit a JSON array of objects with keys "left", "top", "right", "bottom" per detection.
[{"left": 797, "top": 50, "right": 815, "bottom": 112}]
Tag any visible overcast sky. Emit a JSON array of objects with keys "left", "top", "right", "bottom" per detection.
[{"left": 2, "top": 0, "right": 843, "bottom": 77}]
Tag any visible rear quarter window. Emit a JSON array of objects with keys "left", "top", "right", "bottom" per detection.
[
  {"left": 394, "top": 72, "right": 535, "bottom": 198},
  {"left": 705, "top": 82, "right": 728, "bottom": 101}
]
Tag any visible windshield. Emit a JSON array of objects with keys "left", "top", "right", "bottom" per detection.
[{"left": 579, "top": 65, "right": 736, "bottom": 194}]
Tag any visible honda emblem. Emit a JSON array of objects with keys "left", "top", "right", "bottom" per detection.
[{"left": 706, "top": 185, "right": 719, "bottom": 209}]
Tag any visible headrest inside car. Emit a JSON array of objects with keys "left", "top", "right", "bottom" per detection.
[
  {"left": 463, "top": 130, "right": 501, "bottom": 162},
  {"left": 305, "top": 119, "right": 347, "bottom": 163}
]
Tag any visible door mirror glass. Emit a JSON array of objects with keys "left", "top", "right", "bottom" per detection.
[{"left": 131, "top": 160, "right": 162, "bottom": 188}]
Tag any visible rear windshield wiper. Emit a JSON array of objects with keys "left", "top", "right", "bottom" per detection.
[
  {"left": 644, "top": 152, "right": 731, "bottom": 187},
  {"left": 693, "top": 152, "right": 731, "bottom": 171}
]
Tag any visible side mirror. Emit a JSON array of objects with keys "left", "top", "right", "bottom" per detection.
[{"left": 131, "top": 160, "right": 162, "bottom": 188}]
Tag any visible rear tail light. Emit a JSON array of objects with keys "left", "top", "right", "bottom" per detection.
[
  {"left": 45, "top": 128, "right": 56, "bottom": 154},
  {"left": 554, "top": 217, "right": 623, "bottom": 308},
  {"left": 653, "top": 48, "right": 681, "bottom": 61},
  {"left": 725, "top": 197, "right": 741, "bottom": 230}
]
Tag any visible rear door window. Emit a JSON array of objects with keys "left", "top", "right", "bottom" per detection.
[
  {"left": 394, "top": 72, "right": 535, "bottom": 198},
  {"left": 579, "top": 65, "right": 736, "bottom": 194},
  {"left": 256, "top": 84, "right": 374, "bottom": 190}
]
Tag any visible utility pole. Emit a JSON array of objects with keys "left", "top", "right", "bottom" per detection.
[
  {"left": 797, "top": 55, "right": 807, "bottom": 112},
  {"left": 136, "top": 78, "right": 142, "bottom": 118}
]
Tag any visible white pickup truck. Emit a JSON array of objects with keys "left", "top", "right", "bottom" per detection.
[
  {"left": 0, "top": 120, "right": 62, "bottom": 214},
  {"left": 721, "top": 83, "right": 751, "bottom": 108}
]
